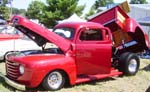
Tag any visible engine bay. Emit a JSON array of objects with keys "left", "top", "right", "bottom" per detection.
[{"left": 5, "top": 43, "right": 63, "bottom": 60}]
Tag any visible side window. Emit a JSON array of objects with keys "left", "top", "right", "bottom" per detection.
[{"left": 79, "top": 29, "right": 103, "bottom": 41}]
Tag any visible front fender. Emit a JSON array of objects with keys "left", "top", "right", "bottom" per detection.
[
  {"left": 35, "top": 55, "right": 77, "bottom": 86},
  {"left": 12, "top": 54, "right": 77, "bottom": 87}
]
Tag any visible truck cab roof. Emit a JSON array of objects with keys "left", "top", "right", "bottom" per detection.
[{"left": 54, "top": 22, "right": 104, "bottom": 31}]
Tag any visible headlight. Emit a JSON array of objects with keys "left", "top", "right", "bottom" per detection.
[{"left": 19, "top": 65, "right": 24, "bottom": 74}]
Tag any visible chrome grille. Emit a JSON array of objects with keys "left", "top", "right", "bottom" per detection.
[{"left": 6, "top": 60, "right": 20, "bottom": 80}]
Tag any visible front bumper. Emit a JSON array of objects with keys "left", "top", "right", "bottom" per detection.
[{"left": 0, "top": 72, "right": 26, "bottom": 91}]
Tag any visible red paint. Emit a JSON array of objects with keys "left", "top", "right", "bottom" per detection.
[
  {"left": 7, "top": 54, "right": 77, "bottom": 87},
  {"left": 0, "top": 34, "right": 22, "bottom": 41},
  {"left": 75, "top": 69, "right": 122, "bottom": 84}
]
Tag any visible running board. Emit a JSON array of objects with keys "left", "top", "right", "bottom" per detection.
[{"left": 75, "top": 70, "right": 122, "bottom": 84}]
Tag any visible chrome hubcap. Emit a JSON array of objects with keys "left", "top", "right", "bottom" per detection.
[
  {"left": 48, "top": 72, "right": 62, "bottom": 89},
  {"left": 128, "top": 59, "right": 137, "bottom": 73}
]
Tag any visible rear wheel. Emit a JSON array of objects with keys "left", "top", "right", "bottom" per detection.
[
  {"left": 42, "top": 71, "right": 65, "bottom": 91},
  {"left": 118, "top": 52, "right": 140, "bottom": 76}
]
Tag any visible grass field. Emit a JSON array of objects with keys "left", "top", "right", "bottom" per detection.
[{"left": 0, "top": 59, "right": 150, "bottom": 92}]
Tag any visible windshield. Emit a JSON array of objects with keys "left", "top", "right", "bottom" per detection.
[{"left": 53, "top": 27, "right": 75, "bottom": 40}]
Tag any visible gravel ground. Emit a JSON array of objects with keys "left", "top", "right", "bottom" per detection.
[{"left": 0, "top": 59, "right": 150, "bottom": 92}]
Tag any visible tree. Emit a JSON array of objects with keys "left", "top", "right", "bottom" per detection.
[
  {"left": 130, "top": 0, "right": 148, "bottom": 4},
  {"left": 18, "top": 9, "right": 26, "bottom": 15},
  {"left": 93, "top": 0, "right": 114, "bottom": 9},
  {"left": 84, "top": 7, "right": 95, "bottom": 20},
  {"left": 26, "top": 1, "right": 45, "bottom": 20},
  {"left": 0, "top": 0, "right": 26, "bottom": 19},
  {"left": 0, "top": 0, "right": 9, "bottom": 6},
  {"left": 75, "top": 5, "right": 85, "bottom": 16},
  {"left": 43, "top": 0, "right": 85, "bottom": 28},
  {"left": 0, "top": 6, "right": 10, "bottom": 19},
  {"left": 26, "top": 0, "right": 85, "bottom": 28},
  {"left": 0, "top": 0, "right": 11, "bottom": 19},
  {"left": 85, "top": 0, "right": 114, "bottom": 19},
  {"left": 12, "top": 8, "right": 26, "bottom": 15}
]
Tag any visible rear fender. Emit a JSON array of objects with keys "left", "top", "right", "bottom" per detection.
[
  {"left": 124, "top": 18, "right": 149, "bottom": 50},
  {"left": 144, "top": 34, "right": 150, "bottom": 49},
  {"left": 123, "top": 18, "right": 140, "bottom": 33}
]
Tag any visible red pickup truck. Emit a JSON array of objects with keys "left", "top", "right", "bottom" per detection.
[{"left": 1, "top": 6, "right": 149, "bottom": 91}]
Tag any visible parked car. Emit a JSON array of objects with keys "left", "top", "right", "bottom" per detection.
[{"left": 0, "top": 26, "right": 41, "bottom": 61}]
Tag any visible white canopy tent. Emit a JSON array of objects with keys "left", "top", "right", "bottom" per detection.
[{"left": 58, "top": 13, "right": 86, "bottom": 23}]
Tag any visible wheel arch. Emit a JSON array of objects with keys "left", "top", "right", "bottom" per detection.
[
  {"left": 33, "top": 56, "right": 77, "bottom": 87},
  {"left": 41, "top": 68, "right": 76, "bottom": 87},
  {"left": 134, "top": 27, "right": 149, "bottom": 50},
  {"left": 124, "top": 18, "right": 149, "bottom": 51},
  {"left": 49, "top": 69, "right": 70, "bottom": 86}
]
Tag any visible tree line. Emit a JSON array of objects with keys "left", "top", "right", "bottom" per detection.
[{"left": 0, "top": 0, "right": 148, "bottom": 28}]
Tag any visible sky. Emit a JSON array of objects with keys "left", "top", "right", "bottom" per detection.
[
  {"left": 11, "top": 0, "right": 129, "bottom": 9},
  {"left": 11, "top": 0, "right": 129, "bottom": 13},
  {"left": 78, "top": 0, "right": 130, "bottom": 14}
]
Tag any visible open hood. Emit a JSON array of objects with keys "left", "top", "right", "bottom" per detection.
[{"left": 10, "top": 15, "right": 71, "bottom": 52}]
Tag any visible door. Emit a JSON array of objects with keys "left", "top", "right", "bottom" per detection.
[{"left": 76, "top": 28, "right": 112, "bottom": 75}]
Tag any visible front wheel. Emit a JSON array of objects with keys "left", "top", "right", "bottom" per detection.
[
  {"left": 118, "top": 52, "right": 140, "bottom": 76},
  {"left": 42, "top": 71, "right": 65, "bottom": 91}
]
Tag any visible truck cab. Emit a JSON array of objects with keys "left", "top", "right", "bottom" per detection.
[{"left": 54, "top": 22, "right": 112, "bottom": 75}]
